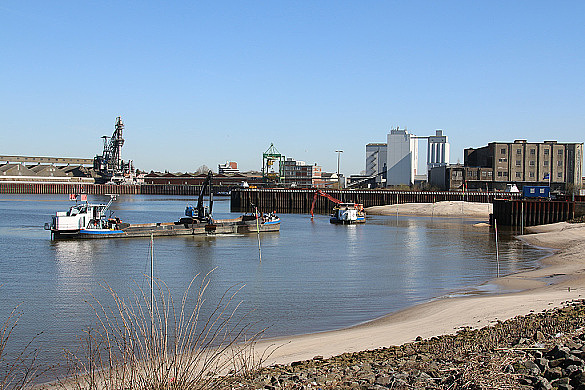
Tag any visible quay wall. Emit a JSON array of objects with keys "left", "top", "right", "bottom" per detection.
[
  {"left": 492, "top": 199, "right": 577, "bottom": 227},
  {"left": 230, "top": 188, "right": 515, "bottom": 214},
  {"left": 5, "top": 183, "right": 580, "bottom": 226},
  {"left": 0, "top": 182, "right": 228, "bottom": 196}
]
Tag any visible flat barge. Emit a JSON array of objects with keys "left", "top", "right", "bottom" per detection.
[{"left": 49, "top": 215, "right": 280, "bottom": 240}]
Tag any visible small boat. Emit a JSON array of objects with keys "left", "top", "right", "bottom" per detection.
[
  {"left": 310, "top": 190, "right": 366, "bottom": 224},
  {"left": 330, "top": 203, "right": 366, "bottom": 224}
]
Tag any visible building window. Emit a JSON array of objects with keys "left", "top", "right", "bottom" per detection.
[
  {"left": 529, "top": 172, "right": 535, "bottom": 178},
  {"left": 497, "top": 171, "right": 502, "bottom": 177},
  {"left": 515, "top": 172, "right": 521, "bottom": 178},
  {"left": 558, "top": 160, "right": 563, "bottom": 166},
  {"left": 558, "top": 149, "right": 563, "bottom": 155},
  {"left": 544, "top": 160, "right": 549, "bottom": 166},
  {"left": 544, "top": 149, "right": 549, "bottom": 155},
  {"left": 503, "top": 172, "right": 508, "bottom": 177},
  {"left": 500, "top": 148, "right": 506, "bottom": 154},
  {"left": 499, "top": 158, "right": 507, "bottom": 162},
  {"left": 530, "top": 149, "right": 536, "bottom": 155},
  {"left": 558, "top": 172, "right": 563, "bottom": 178},
  {"left": 516, "top": 149, "right": 522, "bottom": 155},
  {"left": 515, "top": 160, "right": 521, "bottom": 166},
  {"left": 529, "top": 160, "right": 535, "bottom": 166}
]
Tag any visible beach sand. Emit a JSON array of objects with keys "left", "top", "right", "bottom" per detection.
[
  {"left": 366, "top": 200, "right": 493, "bottom": 218},
  {"left": 252, "top": 214, "right": 585, "bottom": 368}
]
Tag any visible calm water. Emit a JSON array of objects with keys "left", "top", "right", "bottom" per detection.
[{"left": 0, "top": 194, "right": 547, "bottom": 379}]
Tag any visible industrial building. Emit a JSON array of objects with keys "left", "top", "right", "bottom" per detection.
[
  {"left": 464, "top": 140, "right": 582, "bottom": 191},
  {"left": 430, "top": 140, "right": 583, "bottom": 191},
  {"left": 365, "top": 143, "right": 387, "bottom": 185},
  {"left": 282, "top": 158, "right": 322, "bottom": 187},
  {"left": 0, "top": 162, "right": 97, "bottom": 183},
  {"left": 143, "top": 171, "right": 263, "bottom": 187},
  {"left": 427, "top": 130, "right": 450, "bottom": 170},
  {"left": 386, "top": 129, "right": 419, "bottom": 186},
  {"left": 366, "top": 128, "right": 449, "bottom": 187},
  {"left": 218, "top": 161, "right": 239, "bottom": 174}
]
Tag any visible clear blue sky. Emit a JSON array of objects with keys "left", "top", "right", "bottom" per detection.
[{"left": 1, "top": 1, "right": 584, "bottom": 175}]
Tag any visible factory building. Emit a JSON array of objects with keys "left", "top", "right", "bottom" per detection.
[
  {"left": 365, "top": 143, "right": 387, "bottom": 185},
  {"left": 0, "top": 162, "right": 96, "bottom": 183},
  {"left": 218, "top": 161, "right": 239, "bottom": 174},
  {"left": 386, "top": 128, "right": 419, "bottom": 186},
  {"left": 427, "top": 130, "right": 450, "bottom": 170},
  {"left": 364, "top": 129, "right": 450, "bottom": 188},
  {"left": 464, "top": 140, "right": 583, "bottom": 191},
  {"left": 282, "top": 158, "right": 322, "bottom": 187}
]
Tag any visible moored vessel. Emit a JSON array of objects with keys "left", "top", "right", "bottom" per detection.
[
  {"left": 329, "top": 203, "right": 366, "bottom": 224},
  {"left": 310, "top": 190, "right": 366, "bottom": 224}
]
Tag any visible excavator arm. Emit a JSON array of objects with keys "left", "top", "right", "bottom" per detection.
[
  {"left": 310, "top": 190, "right": 342, "bottom": 217},
  {"left": 196, "top": 170, "right": 213, "bottom": 220}
]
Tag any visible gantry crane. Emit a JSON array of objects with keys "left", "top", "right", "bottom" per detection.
[{"left": 262, "top": 143, "right": 285, "bottom": 184}]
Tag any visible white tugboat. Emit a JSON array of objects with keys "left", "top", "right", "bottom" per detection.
[
  {"left": 45, "top": 195, "right": 124, "bottom": 238},
  {"left": 310, "top": 190, "right": 366, "bottom": 224}
]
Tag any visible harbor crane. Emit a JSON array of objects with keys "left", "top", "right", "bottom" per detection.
[
  {"left": 93, "top": 116, "right": 134, "bottom": 183},
  {"left": 262, "top": 143, "right": 285, "bottom": 184}
]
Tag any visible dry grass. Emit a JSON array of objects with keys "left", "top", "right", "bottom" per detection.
[
  {"left": 58, "top": 270, "right": 271, "bottom": 390},
  {"left": 0, "top": 303, "right": 43, "bottom": 390}
]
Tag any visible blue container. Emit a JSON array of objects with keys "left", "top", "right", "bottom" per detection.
[{"left": 523, "top": 185, "right": 550, "bottom": 198}]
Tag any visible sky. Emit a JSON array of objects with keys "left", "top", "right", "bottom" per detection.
[{"left": 1, "top": 1, "right": 584, "bottom": 175}]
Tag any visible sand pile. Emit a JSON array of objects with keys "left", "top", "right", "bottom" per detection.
[{"left": 366, "top": 201, "right": 493, "bottom": 218}]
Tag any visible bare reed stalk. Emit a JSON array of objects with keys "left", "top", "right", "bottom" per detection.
[
  {"left": 0, "top": 303, "right": 42, "bottom": 390},
  {"left": 61, "top": 270, "right": 269, "bottom": 389}
]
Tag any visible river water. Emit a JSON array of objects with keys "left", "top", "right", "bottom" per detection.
[{"left": 0, "top": 194, "right": 547, "bottom": 380}]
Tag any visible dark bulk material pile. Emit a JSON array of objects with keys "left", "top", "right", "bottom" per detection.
[{"left": 219, "top": 300, "right": 585, "bottom": 389}]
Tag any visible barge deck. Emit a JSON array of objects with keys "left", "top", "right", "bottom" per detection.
[{"left": 54, "top": 215, "right": 280, "bottom": 239}]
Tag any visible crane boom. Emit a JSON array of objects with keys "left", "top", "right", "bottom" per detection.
[
  {"left": 196, "top": 170, "right": 213, "bottom": 220},
  {"left": 310, "top": 190, "right": 343, "bottom": 217}
]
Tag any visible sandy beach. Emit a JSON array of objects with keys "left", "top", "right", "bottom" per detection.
[
  {"left": 251, "top": 204, "right": 585, "bottom": 368},
  {"left": 366, "top": 200, "right": 493, "bottom": 218}
]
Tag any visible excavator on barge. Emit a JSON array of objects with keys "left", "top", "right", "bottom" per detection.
[{"left": 310, "top": 190, "right": 366, "bottom": 224}]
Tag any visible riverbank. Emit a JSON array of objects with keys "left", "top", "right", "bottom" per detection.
[
  {"left": 366, "top": 200, "right": 493, "bottom": 218},
  {"left": 245, "top": 221, "right": 585, "bottom": 368},
  {"left": 40, "top": 221, "right": 585, "bottom": 389},
  {"left": 222, "top": 300, "right": 585, "bottom": 389}
]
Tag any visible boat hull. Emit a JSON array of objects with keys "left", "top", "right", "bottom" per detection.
[
  {"left": 329, "top": 216, "right": 366, "bottom": 224},
  {"left": 52, "top": 218, "right": 280, "bottom": 240}
]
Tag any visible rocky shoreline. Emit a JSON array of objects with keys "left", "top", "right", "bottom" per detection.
[{"left": 220, "top": 299, "right": 585, "bottom": 389}]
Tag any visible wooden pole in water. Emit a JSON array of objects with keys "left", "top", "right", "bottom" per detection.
[
  {"left": 494, "top": 219, "right": 500, "bottom": 278},
  {"left": 150, "top": 233, "right": 154, "bottom": 335},
  {"left": 521, "top": 201, "right": 524, "bottom": 235},
  {"left": 255, "top": 207, "right": 262, "bottom": 263}
]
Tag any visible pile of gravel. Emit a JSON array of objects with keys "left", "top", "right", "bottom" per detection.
[
  {"left": 219, "top": 300, "right": 585, "bottom": 389},
  {"left": 513, "top": 337, "right": 585, "bottom": 389}
]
